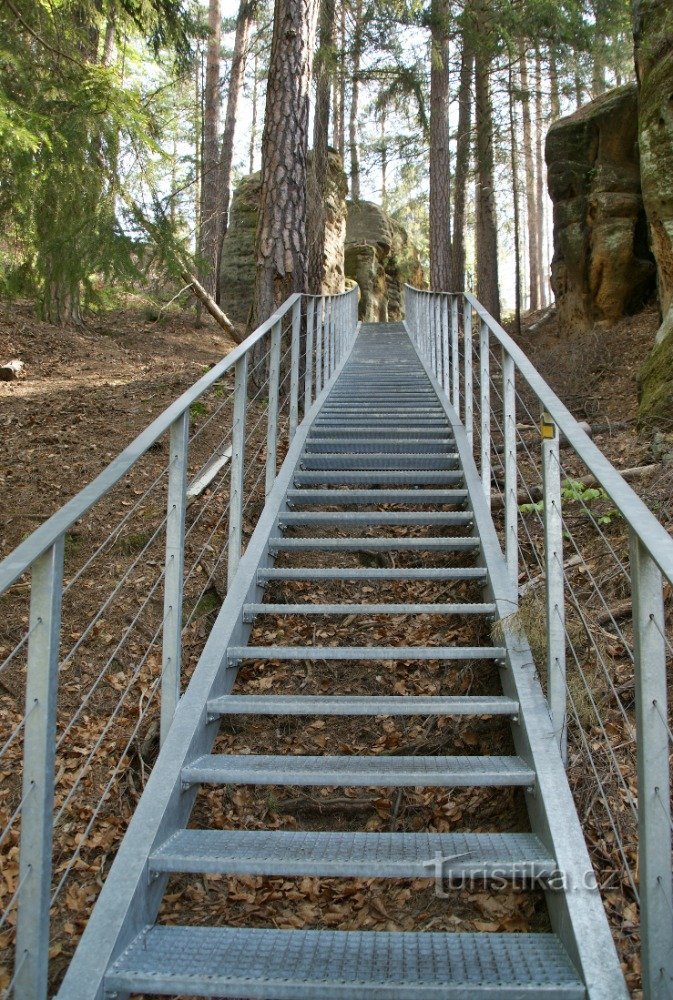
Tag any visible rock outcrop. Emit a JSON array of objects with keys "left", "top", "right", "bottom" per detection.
[
  {"left": 546, "top": 85, "right": 656, "bottom": 334},
  {"left": 344, "top": 201, "right": 424, "bottom": 322},
  {"left": 219, "top": 151, "right": 348, "bottom": 325},
  {"left": 634, "top": 0, "right": 673, "bottom": 427}
]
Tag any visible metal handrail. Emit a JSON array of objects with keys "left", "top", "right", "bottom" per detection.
[
  {"left": 0, "top": 285, "right": 359, "bottom": 999},
  {"left": 404, "top": 282, "right": 673, "bottom": 1000}
]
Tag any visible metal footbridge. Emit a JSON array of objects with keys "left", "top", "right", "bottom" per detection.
[{"left": 1, "top": 287, "right": 672, "bottom": 998}]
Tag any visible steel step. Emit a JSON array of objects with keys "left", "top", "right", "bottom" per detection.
[
  {"left": 278, "top": 511, "right": 473, "bottom": 526},
  {"left": 268, "top": 536, "right": 479, "bottom": 552},
  {"left": 294, "top": 472, "right": 464, "bottom": 485},
  {"left": 243, "top": 601, "right": 494, "bottom": 617},
  {"left": 181, "top": 753, "right": 535, "bottom": 788},
  {"left": 227, "top": 645, "right": 504, "bottom": 662},
  {"left": 300, "top": 455, "right": 460, "bottom": 470},
  {"left": 285, "top": 488, "right": 469, "bottom": 504},
  {"left": 305, "top": 440, "right": 455, "bottom": 453},
  {"left": 206, "top": 694, "right": 517, "bottom": 716},
  {"left": 258, "top": 567, "right": 487, "bottom": 581},
  {"left": 149, "top": 829, "right": 552, "bottom": 878},
  {"left": 106, "top": 926, "right": 584, "bottom": 998}
]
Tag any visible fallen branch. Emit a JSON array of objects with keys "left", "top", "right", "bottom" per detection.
[
  {"left": 181, "top": 272, "right": 243, "bottom": 344},
  {"left": 491, "top": 464, "right": 658, "bottom": 510},
  {"left": 596, "top": 599, "right": 632, "bottom": 627},
  {"left": 187, "top": 447, "right": 233, "bottom": 505},
  {"left": 0, "top": 359, "right": 25, "bottom": 381}
]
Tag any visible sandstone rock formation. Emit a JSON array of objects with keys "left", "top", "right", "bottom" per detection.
[
  {"left": 219, "top": 151, "right": 348, "bottom": 325},
  {"left": 344, "top": 201, "right": 423, "bottom": 322},
  {"left": 546, "top": 85, "right": 656, "bottom": 334},
  {"left": 634, "top": 0, "right": 673, "bottom": 427}
]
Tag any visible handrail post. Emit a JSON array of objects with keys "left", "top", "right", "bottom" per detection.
[
  {"left": 15, "top": 536, "right": 65, "bottom": 999},
  {"left": 451, "top": 294, "right": 459, "bottom": 415},
  {"left": 542, "top": 411, "right": 566, "bottom": 764},
  {"left": 434, "top": 295, "right": 442, "bottom": 386},
  {"left": 502, "top": 350, "right": 518, "bottom": 590},
  {"left": 316, "top": 297, "right": 324, "bottom": 395},
  {"left": 265, "top": 319, "right": 282, "bottom": 497},
  {"left": 464, "top": 297, "right": 474, "bottom": 448},
  {"left": 289, "top": 298, "right": 301, "bottom": 439},
  {"left": 304, "top": 297, "right": 315, "bottom": 410},
  {"left": 479, "top": 318, "right": 491, "bottom": 507},
  {"left": 160, "top": 410, "right": 189, "bottom": 746},
  {"left": 441, "top": 296, "right": 450, "bottom": 398},
  {"left": 227, "top": 354, "right": 247, "bottom": 586},
  {"left": 629, "top": 532, "right": 673, "bottom": 999}
]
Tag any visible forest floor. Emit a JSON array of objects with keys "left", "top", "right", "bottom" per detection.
[{"left": 0, "top": 298, "right": 669, "bottom": 996}]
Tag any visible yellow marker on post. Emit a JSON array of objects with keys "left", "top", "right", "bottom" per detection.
[{"left": 540, "top": 410, "right": 556, "bottom": 440}]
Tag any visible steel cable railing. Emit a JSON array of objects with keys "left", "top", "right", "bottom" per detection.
[
  {"left": 405, "top": 283, "right": 673, "bottom": 999},
  {"left": 0, "top": 286, "right": 358, "bottom": 998}
]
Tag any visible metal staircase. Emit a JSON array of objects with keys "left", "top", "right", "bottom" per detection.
[{"left": 55, "top": 321, "right": 627, "bottom": 998}]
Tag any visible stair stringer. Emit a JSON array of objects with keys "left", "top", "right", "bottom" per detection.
[
  {"left": 55, "top": 338, "right": 358, "bottom": 1000},
  {"left": 410, "top": 337, "right": 627, "bottom": 1000}
]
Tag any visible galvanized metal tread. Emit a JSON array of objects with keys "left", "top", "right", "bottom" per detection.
[
  {"left": 285, "top": 488, "right": 469, "bottom": 504},
  {"left": 305, "top": 440, "right": 456, "bottom": 453},
  {"left": 106, "top": 926, "right": 584, "bottom": 997},
  {"left": 294, "top": 471, "right": 463, "bottom": 484},
  {"left": 300, "top": 456, "right": 459, "bottom": 470},
  {"left": 268, "top": 535, "right": 479, "bottom": 551},
  {"left": 258, "top": 567, "right": 487, "bottom": 581},
  {"left": 182, "top": 754, "right": 535, "bottom": 787},
  {"left": 243, "top": 601, "right": 495, "bottom": 616},
  {"left": 227, "top": 644, "right": 504, "bottom": 661},
  {"left": 206, "top": 694, "right": 518, "bottom": 716},
  {"left": 278, "top": 511, "right": 473, "bottom": 525},
  {"left": 149, "top": 829, "right": 552, "bottom": 878}
]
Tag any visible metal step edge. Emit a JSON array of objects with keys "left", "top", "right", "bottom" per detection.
[
  {"left": 106, "top": 926, "right": 584, "bottom": 998},
  {"left": 293, "top": 473, "right": 464, "bottom": 483},
  {"left": 206, "top": 694, "right": 518, "bottom": 716},
  {"left": 285, "top": 489, "right": 469, "bottom": 503},
  {"left": 268, "top": 537, "right": 479, "bottom": 551},
  {"left": 277, "top": 512, "right": 473, "bottom": 524},
  {"left": 149, "top": 829, "right": 553, "bottom": 878},
  {"left": 257, "top": 567, "right": 487, "bottom": 581},
  {"left": 242, "top": 601, "right": 494, "bottom": 617},
  {"left": 181, "top": 753, "right": 536, "bottom": 788},
  {"left": 226, "top": 645, "right": 505, "bottom": 662}
]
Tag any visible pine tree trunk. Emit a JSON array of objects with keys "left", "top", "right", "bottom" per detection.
[
  {"left": 534, "top": 46, "right": 547, "bottom": 308},
  {"left": 519, "top": 44, "right": 539, "bottom": 312},
  {"left": 428, "top": 0, "right": 452, "bottom": 291},
  {"left": 474, "top": 45, "right": 500, "bottom": 320},
  {"left": 249, "top": 45, "right": 259, "bottom": 173},
  {"left": 215, "top": 0, "right": 254, "bottom": 301},
  {"left": 336, "top": 1, "right": 346, "bottom": 160},
  {"left": 308, "top": 0, "right": 337, "bottom": 293},
  {"left": 591, "top": 0, "right": 606, "bottom": 98},
  {"left": 250, "top": 0, "right": 318, "bottom": 328},
  {"left": 549, "top": 45, "right": 561, "bottom": 120},
  {"left": 349, "top": 0, "right": 363, "bottom": 201},
  {"left": 508, "top": 62, "right": 522, "bottom": 336},
  {"left": 200, "top": 0, "right": 222, "bottom": 297},
  {"left": 379, "top": 105, "right": 388, "bottom": 211},
  {"left": 450, "top": 35, "right": 473, "bottom": 292}
]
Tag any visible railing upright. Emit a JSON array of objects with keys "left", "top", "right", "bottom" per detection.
[
  {"left": 304, "top": 297, "right": 315, "bottom": 411},
  {"left": 265, "top": 319, "right": 282, "bottom": 498},
  {"left": 289, "top": 298, "right": 301, "bottom": 440},
  {"left": 541, "top": 411, "right": 566, "bottom": 764},
  {"left": 160, "top": 410, "right": 190, "bottom": 745},
  {"left": 14, "top": 538, "right": 65, "bottom": 1000},
  {"left": 227, "top": 353, "right": 248, "bottom": 587},
  {"left": 502, "top": 350, "right": 518, "bottom": 590},
  {"left": 451, "top": 295, "right": 459, "bottom": 414},
  {"left": 479, "top": 318, "right": 491, "bottom": 508},
  {"left": 630, "top": 533, "right": 673, "bottom": 999},
  {"left": 464, "top": 301, "right": 474, "bottom": 446}
]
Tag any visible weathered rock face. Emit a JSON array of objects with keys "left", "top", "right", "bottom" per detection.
[
  {"left": 344, "top": 201, "right": 423, "bottom": 322},
  {"left": 634, "top": 0, "right": 673, "bottom": 427},
  {"left": 219, "top": 151, "right": 348, "bottom": 325},
  {"left": 546, "top": 85, "right": 656, "bottom": 334}
]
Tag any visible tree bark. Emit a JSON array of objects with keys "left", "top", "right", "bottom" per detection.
[
  {"left": 215, "top": 0, "right": 254, "bottom": 302},
  {"left": 348, "top": 0, "right": 363, "bottom": 201},
  {"left": 474, "top": 43, "right": 500, "bottom": 320},
  {"left": 534, "top": 46, "right": 547, "bottom": 308},
  {"left": 200, "top": 0, "right": 222, "bottom": 297},
  {"left": 428, "top": 0, "right": 452, "bottom": 291},
  {"left": 519, "top": 43, "right": 539, "bottom": 312},
  {"left": 508, "top": 62, "right": 522, "bottom": 337},
  {"left": 549, "top": 45, "right": 561, "bottom": 120},
  {"left": 449, "top": 35, "right": 473, "bottom": 292},
  {"left": 250, "top": 0, "right": 318, "bottom": 328},
  {"left": 249, "top": 45, "right": 260, "bottom": 173},
  {"left": 308, "top": 0, "right": 337, "bottom": 293}
]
